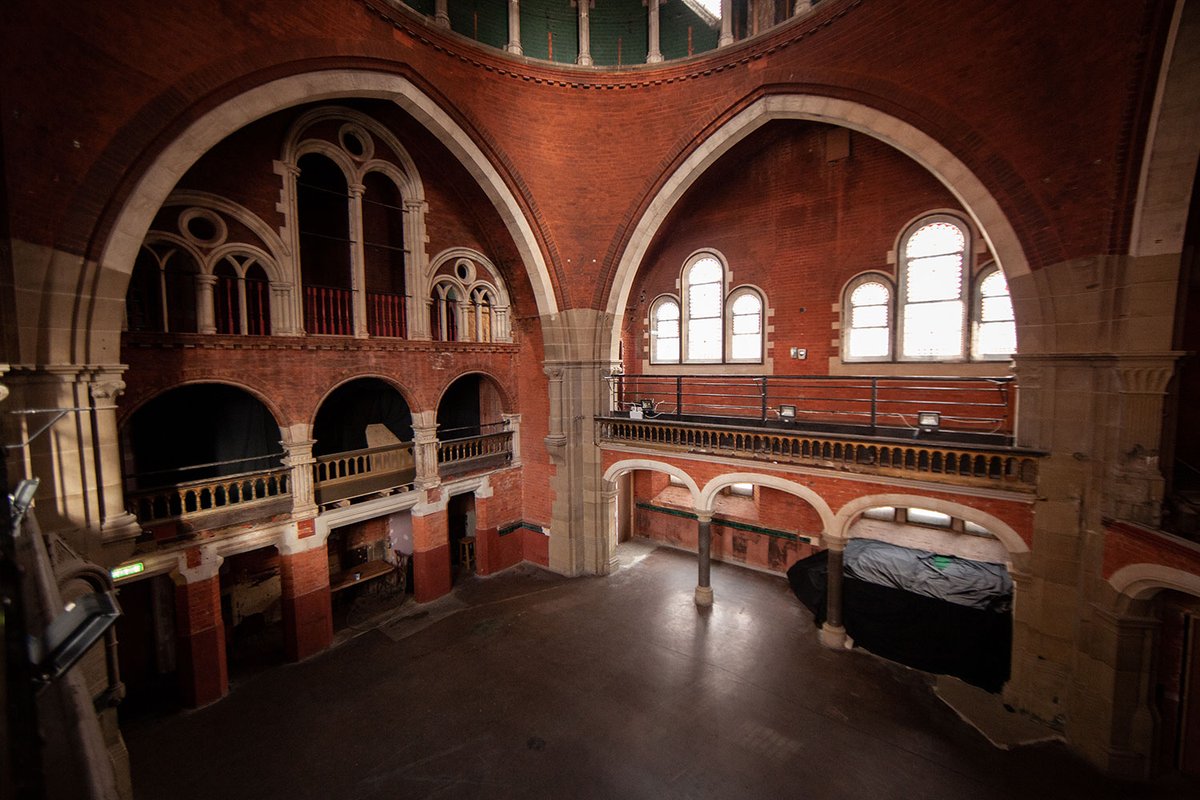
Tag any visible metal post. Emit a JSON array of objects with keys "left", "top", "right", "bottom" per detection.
[
  {"left": 870, "top": 377, "right": 878, "bottom": 431},
  {"left": 676, "top": 376, "right": 683, "bottom": 420},
  {"left": 761, "top": 376, "right": 769, "bottom": 423},
  {"left": 819, "top": 539, "right": 848, "bottom": 648},
  {"left": 695, "top": 511, "right": 713, "bottom": 606}
]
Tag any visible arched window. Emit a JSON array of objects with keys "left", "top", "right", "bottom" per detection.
[
  {"left": 470, "top": 287, "right": 495, "bottom": 343},
  {"left": 974, "top": 268, "right": 1016, "bottom": 359},
  {"left": 213, "top": 260, "right": 240, "bottom": 335},
  {"left": 728, "top": 290, "right": 763, "bottom": 362},
  {"left": 650, "top": 298, "right": 681, "bottom": 363},
  {"left": 213, "top": 256, "right": 272, "bottom": 337},
  {"left": 127, "top": 246, "right": 165, "bottom": 332},
  {"left": 899, "top": 217, "right": 968, "bottom": 360},
  {"left": 684, "top": 255, "right": 724, "bottom": 362},
  {"left": 844, "top": 277, "right": 892, "bottom": 361},
  {"left": 362, "top": 170, "right": 407, "bottom": 338},
  {"left": 297, "top": 153, "right": 353, "bottom": 335},
  {"left": 163, "top": 250, "right": 200, "bottom": 334},
  {"left": 431, "top": 282, "right": 461, "bottom": 342}
]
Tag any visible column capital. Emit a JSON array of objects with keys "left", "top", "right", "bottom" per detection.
[{"left": 694, "top": 509, "right": 713, "bottom": 524}]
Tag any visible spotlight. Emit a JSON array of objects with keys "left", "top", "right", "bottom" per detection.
[
  {"left": 917, "top": 411, "right": 941, "bottom": 432},
  {"left": 778, "top": 404, "right": 797, "bottom": 421}
]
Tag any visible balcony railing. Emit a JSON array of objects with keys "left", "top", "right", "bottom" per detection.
[
  {"left": 438, "top": 429, "right": 513, "bottom": 477},
  {"left": 313, "top": 442, "right": 415, "bottom": 505},
  {"left": 596, "top": 416, "right": 1040, "bottom": 492},
  {"left": 127, "top": 467, "right": 291, "bottom": 525},
  {"left": 610, "top": 374, "right": 1016, "bottom": 444},
  {"left": 367, "top": 291, "right": 408, "bottom": 338},
  {"left": 304, "top": 284, "right": 353, "bottom": 336}
]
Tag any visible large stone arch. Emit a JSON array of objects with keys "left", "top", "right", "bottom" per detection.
[
  {"left": 603, "top": 93, "right": 1031, "bottom": 360},
  {"left": 830, "top": 493, "right": 1029, "bottom": 569},
  {"left": 697, "top": 472, "right": 835, "bottom": 536},
  {"left": 85, "top": 69, "right": 558, "bottom": 367},
  {"left": 1109, "top": 563, "right": 1200, "bottom": 606},
  {"left": 602, "top": 458, "right": 703, "bottom": 507}
]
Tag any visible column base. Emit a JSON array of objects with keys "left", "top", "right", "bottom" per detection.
[
  {"left": 819, "top": 623, "right": 848, "bottom": 650},
  {"left": 647, "top": 53, "right": 664, "bottom": 64},
  {"left": 577, "top": 55, "right": 594, "bottom": 66},
  {"left": 694, "top": 585, "right": 713, "bottom": 606},
  {"left": 505, "top": 43, "right": 523, "bottom": 55},
  {"left": 101, "top": 511, "right": 143, "bottom": 543}
]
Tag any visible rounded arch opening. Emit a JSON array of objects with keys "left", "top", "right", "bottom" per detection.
[{"left": 312, "top": 377, "right": 414, "bottom": 457}]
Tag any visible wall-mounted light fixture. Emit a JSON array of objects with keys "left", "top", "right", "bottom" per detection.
[
  {"left": 917, "top": 411, "right": 941, "bottom": 433},
  {"left": 779, "top": 404, "right": 797, "bottom": 421}
]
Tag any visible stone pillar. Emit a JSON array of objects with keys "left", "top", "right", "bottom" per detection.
[
  {"left": 412, "top": 413, "right": 442, "bottom": 490},
  {"left": 270, "top": 282, "right": 298, "bottom": 336},
  {"left": 348, "top": 183, "right": 369, "bottom": 338},
  {"left": 819, "top": 538, "right": 848, "bottom": 648},
  {"left": 506, "top": 0, "right": 522, "bottom": 54},
  {"left": 412, "top": 500, "right": 451, "bottom": 602},
  {"left": 403, "top": 199, "right": 429, "bottom": 340},
  {"left": 502, "top": 412, "right": 522, "bottom": 466},
  {"left": 1109, "top": 358, "right": 1176, "bottom": 526},
  {"left": 695, "top": 510, "right": 714, "bottom": 606},
  {"left": 87, "top": 370, "right": 141, "bottom": 546},
  {"left": 194, "top": 273, "right": 218, "bottom": 335},
  {"left": 279, "top": 542, "right": 333, "bottom": 661},
  {"left": 718, "top": 0, "right": 733, "bottom": 47},
  {"left": 434, "top": 0, "right": 450, "bottom": 28},
  {"left": 646, "top": 0, "right": 663, "bottom": 63},
  {"left": 282, "top": 437, "right": 318, "bottom": 518},
  {"left": 575, "top": 0, "right": 593, "bottom": 66},
  {"left": 173, "top": 549, "right": 226, "bottom": 707}
]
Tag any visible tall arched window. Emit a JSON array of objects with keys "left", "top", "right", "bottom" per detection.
[
  {"left": 470, "top": 287, "right": 495, "bottom": 343},
  {"left": 431, "top": 282, "right": 461, "bottom": 342},
  {"left": 845, "top": 277, "right": 892, "bottom": 361},
  {"left": 684, "top": 255, "right": 724, "bottom": 362},
  {"left": 650, "top": 298, "right": 681, "bottom": 363},
  {"left": 728, "top": 290, "right": 763, "bottom": 362},
  {"left": 213, "top": 260, "right": 240, "bottom": 335},
  {"left": 163, "top": 250, "right": 200, "bottom": 334},
  {"left": 974, "top": 268, "right": 1016, "bottom": 359},
  {"left": 362, "top": 170, "right": 407, "bottom": 338},
  {"left": 297, "top": 153, "right": 352, "bottom": 335},
  {"left": 899, "top": 217, "right": 968, "bottom": 360}
]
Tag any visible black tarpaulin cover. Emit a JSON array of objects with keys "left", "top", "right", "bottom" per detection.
[{"left": 787, "top": 540, "right": 1012, "bottom": 693}]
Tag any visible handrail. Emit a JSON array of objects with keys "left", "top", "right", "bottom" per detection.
[
  {"left": 611, "top": 373, "right": 1016, "bottom": 440},
  {"left": 596, "top": 416, "right": 1040, "bottom": 492},
  {"left": 437, "top": 430, "right": 513, "bottom": 470},
  {"left": 127, "top": 466, "right": 291, "bottom": 524},
  {"left": 312, "top": 442, "right": 416, "bottom": 506}
]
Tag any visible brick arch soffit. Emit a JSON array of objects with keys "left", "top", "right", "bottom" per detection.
[
  {"left": 434, "top": 369, "right": 515, "bottom": 417},
  {"left": 602, "top": 459, "right": 702, "bottom": 508},
  {"left": 92, "top": 69, "right": 558, "bottom": 362},
  {"left": 697, "top": 472, "right": 835, "bottom": 534},
  {"left": 117, "top": 378, "right": 286, "bottom": 439},
  {"left": 829, "top": 493, "right": 1030, "bottom": 564},
  {"left": 602, "top": 93, "right": 1032, "bottom": 361},
  {"left": 310, "top": 374, "right": 420, "bottom": 433},
  {"left": 1108, "top": 564, "right": 1200, "bottom": 612}
]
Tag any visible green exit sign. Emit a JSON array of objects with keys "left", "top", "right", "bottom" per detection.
[{"left": 111, "top": 562, "right": 145, "bottom": 580}]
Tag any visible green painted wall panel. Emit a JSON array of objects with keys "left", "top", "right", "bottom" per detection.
[
  {"left": 448, "top": 0, "right": 508, "bottom": 50},
  {"left": 520, "top": 0, "right": 579, "bottom": 64},
  {"left": 662, "top": 3, "right": 719, "bottom": 60},
  {"left": 589, "top": 0, "right": 648, "bottom": 67},
  {"left": 402, "top": 0, "right": 436, "bottom": 17}
]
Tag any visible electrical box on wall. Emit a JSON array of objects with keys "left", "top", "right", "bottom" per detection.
[{"left": 790, "top": 347, "right": 807, "bottom": 359}]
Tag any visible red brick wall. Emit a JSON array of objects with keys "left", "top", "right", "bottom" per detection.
[
  {"left": 412, "top": 510, "right": 452, "bottom": 601},
  {"left": 3, "top": 0, "right": 1169, "bottom": 292},
  {"left": 173, "top": 575, "right": 227, "bottom": 706},
  {"left": 280, "top": 546, "right": 333, "bottom": 660},
  {"left": 1102, "top": 520, "right": 1200, "bottom": 581}
]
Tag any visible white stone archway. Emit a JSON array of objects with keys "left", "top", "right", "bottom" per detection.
[
  {"left": 602, "top": 458, "right": 702, "bottom": 506},
  {"left": 603, "top": 93, "right": 1030, "bottom": 360},
  {"left": 697, "top": 471, "right": 835, "bottom": 536}
]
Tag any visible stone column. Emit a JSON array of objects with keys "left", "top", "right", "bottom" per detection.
[
  {"left": 403, "top": 199, "right": 429, "bottom": 340},
  {"left": 270, "top": 282, "right": 298, "bottom": 336},
  {"left": 194, "top": 273, "right": 218, "bottom": 335},
  {"left": 282, "top": 438, "right": 318, "bottom": 518},
  {"left": 173, "top": 549, "right": 227, "bottom": 707},
  {"left": 434, "top": 0, "right": 450, "bottom": 28},
  {"left": 88, "top": 370, "right": 141, "bottom": 546},
  {"left": 646, "top": 0, "right": 663, "bottom": 63},
  {"left": 278, "top": 540, "right": 333, "bottom": 661},
  {"left": 506, "top": 0, "right": 523, "bottom": 54},
  {"left": 502, "top": 412, "right": 522, "bottom": 466},
  {"left": 348, "top": 183, "right": 368, "bottom": 338},
  {"left": 411, "top": 413, "right": 442, "bottom": 490},
  {"left": 575, "top": 0, "right": 594, "bottom": 66},
  {"left": 695, "top": 510, "right": 714, "bottom": 606},
  {"left": 819, "top": 538, "right": 848, "bottom": 648},
  {"left": 718, "top": 0, "right": 733, "bottom": 46},
  {"left": 1109, "top": 358, "right": 1176, "bottom": 525}
]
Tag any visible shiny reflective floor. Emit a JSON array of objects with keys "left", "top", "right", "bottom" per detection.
[{"left": 124, "top": 542, "right": 1195, "bottom": 799}]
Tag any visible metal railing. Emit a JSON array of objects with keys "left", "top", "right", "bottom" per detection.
[
  {"left": 610, "top": 373, "right": 1016, "bottom": 442},
  {"left": 597, "top": 416, "right": 1040, "bottom": 492},
  {"left": 437, "top": 429, "right": 513, "bottom": 475}
]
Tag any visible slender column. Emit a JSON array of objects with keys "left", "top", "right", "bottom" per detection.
[
  {"left": 270, "top": 282, "right": 297, "bottom": 335},
  {"left": 88, "top": 371, "right": 141, "bottom": 544},
  {"left": 194, "top": 273, "right": 218, "bottom": 334},
  {"left": 501, "top": 413, "right": 522, "bottom": 466},
  {"left": 403, "top": 199, "right": 428, "bottom": 340},
  {"left": 173, "top": 549, "right": 227, "bottom": 707},
  {"left": 695, "top": 510, "right": 713, "bottom": 606},
  {"left": 575, "top": 0, "right": 593, "bottom": 66},
  {"left": 506, "top": 0, "right": 523, "bottom": 54},
  {"left": 819, "top": 538, "right": 847, "bottom": 648},
  {"left": 282, "top": 438, "right": 318, "bottom": 518},
  {"left": 646, "top": 0, "right": 663, "bottom": 63},
  {"left": 434, "top": 0, "right": 450, "bottom": 28},
  {"left": 348, "top": 183, "right": 368, "bottom": 338},
  {"left": 718, "top": 0, "right": 733, "bottom": 47},
  {"left": 543, "top": 366, "right": 567, "bottom": 459}
]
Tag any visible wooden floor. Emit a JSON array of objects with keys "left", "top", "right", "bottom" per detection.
[{"left": 122, "top": 541, "right": 1198, "bottom": 799}]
